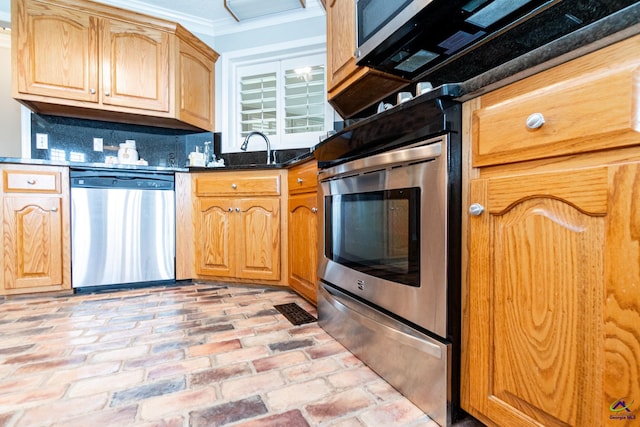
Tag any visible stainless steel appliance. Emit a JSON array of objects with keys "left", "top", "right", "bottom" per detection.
[
  {"left": 355, "top": 0, "right": 640, "bottom": 83},
  {"left": 315, "top": 85, "right": 462, "bottom": 426},
  {"left": 70, "top": 170, "right": 175, "bottom": 289}
]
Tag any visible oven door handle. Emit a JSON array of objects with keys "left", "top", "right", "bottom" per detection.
[{"left": 319, "top": 141, "right": 442, "bottom": 180}]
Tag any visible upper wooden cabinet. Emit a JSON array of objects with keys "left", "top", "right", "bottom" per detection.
[
  {"left": 462, "top": 34, "right": 640, "bottom": 426},
  {"left": 100, "top": 18, "right": 171, "bottom": 112},
  {"left": 11, "top": 0, "right": 219, "bottom": 132},
  {"left": 326, "top": 0, "right": 408, "bottom": 118}
]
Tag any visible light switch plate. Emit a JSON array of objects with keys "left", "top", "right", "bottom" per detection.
[
  {"left": 93, "top": 137, "right": 104, "bottom": 152},
  {"left": 36, "top": 133, "right": 48, "bottom": 149}
]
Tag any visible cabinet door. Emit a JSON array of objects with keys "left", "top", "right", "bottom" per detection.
[
  {"left": 178, "top": 40, "right": 215, "bottom": 131},
  {"left": 101, "top": 18, "right": 171, "bottom": 112},
  {"left": 288, "top": 193, "right": 318, "bottom": 303},
  {"left": 3, "top": 196, "right": 62, "bottom": 289},
  {"left": 196, "top": 197, "right": 234, "bottom": 277},
  {"left": 236, "top": 198, "right": 280, "bottom": 281},
  {"left": 14, "top": 0, "right": 99, "bottom": 102},
  {"left": 326, "top": 0, "right": 357, "bottom": 90},
  {"left": 467, "top": 167, "right": 608, "bottom": 426}
]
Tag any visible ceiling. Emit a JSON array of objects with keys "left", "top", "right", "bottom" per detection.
[{"left": 91, "top": 0, "right": 325, "bottom": 38}]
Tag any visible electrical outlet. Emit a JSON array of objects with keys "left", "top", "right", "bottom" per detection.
[
  {"left": 93, "top": 137, "right": 104, "bottom": 152},
  {"left": 36, "top": 133, "right": 48, "bottom": 150}
]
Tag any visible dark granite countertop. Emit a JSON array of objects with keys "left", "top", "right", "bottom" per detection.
[
  {"left": 0, "top": 156, "right": 188, "bottom": 173},
  {"left": 0, "top": 150, "right": 317, "bottom": 173},
  {"left": 187, "top": 150, "right": 316, "bottom": 172},
  {"left": 455, "top": 4, "right": 640, "bottom": 101}
]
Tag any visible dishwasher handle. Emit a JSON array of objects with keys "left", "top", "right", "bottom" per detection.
[{"left": 70, "top": 171, "right": 174, "bottom": 190}]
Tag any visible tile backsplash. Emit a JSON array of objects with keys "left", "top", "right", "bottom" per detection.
[
  {"left": 30, "top": 113, "right": 214, "bottom": 168},
  {"left": 29, "top": 114, "right": 312, "bottom": 168}
]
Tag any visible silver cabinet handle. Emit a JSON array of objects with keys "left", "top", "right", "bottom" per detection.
[
  {"left": 235, "top": 207, "right": 240, "bottom": 212},
  {"left": 526, "top": 112, "right": 545, "bottom": 129},
  {"left": 27, "top": 179, "right": 36, "bottom": 185},
  {"left": 311, "top": 207, "right": 318, "bottom": 213},
  {"left": 297, "top": 178, "right": 303, "bottom": 184},
  {"left": 469, "top": 203, "right": 485, "bottom": 216},
  {"left": 104, "top": 92, "right": 110, "bottom": 97},
  {"left": 231, "top": 183, "right": 237, "bottom": 189},
  {"left": 50, "top": 207, "right": 58, "bottom": 212},
  {"left": 228, "top": 207, "right": 233, "bottom": 212},
  {"left": 90, "top": 88, "right": 96, "bottom": 94}
]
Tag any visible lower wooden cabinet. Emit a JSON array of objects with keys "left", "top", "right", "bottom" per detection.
[
  {"left": 462, "top": 35, "right": 640, "bottom": 426},
  {"left": 196, "top": 197, "right": 280, "bottom": 281},
  {"left": 192, "top": 170, "right": 284, "bottom": 284},
  {"left": 467, "top": 166, "right": 610, "bottom": 425},
  {"left": 288, "top": 192, "right": 318, "bottom": 303},
  {"left": 287, "top": 160, "right": 319, "bottom": 303},
  {"left": 0, "top": 165, "right": 71, "bottom": 294}
]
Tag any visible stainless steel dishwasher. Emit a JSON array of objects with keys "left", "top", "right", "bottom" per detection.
[{"left": 70, "top": 169, "right": 175, "bottom": 289}]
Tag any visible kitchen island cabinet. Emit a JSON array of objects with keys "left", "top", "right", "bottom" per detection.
[
  {"left": 12, "top": 0, "right": 218, "bottom": 132},
  {"left": 1, "top": 164, "right": 71, "bottom": 295},
  {"left": 461, "top": 34, "right": 640, "bottom": 426},
  {"left": 192, "top": 171, "right": 285, "bottom": 284},
  {"left": 287, "top": 159, "right": 319, "bottom": 303},
  {"left": 326, "top": 0, "right": 407, "bottom": 118}
]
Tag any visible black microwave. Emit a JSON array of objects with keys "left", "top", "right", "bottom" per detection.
[{"left": 356, "top": 0, "right": 639, "bottom": 84}]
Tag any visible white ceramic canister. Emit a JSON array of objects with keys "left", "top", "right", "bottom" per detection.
[{"left": 117, "top": 140, "right": 138, "bottom": 164}]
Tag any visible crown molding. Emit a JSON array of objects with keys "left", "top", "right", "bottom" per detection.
[
  {"left": 91, "top": 0, "right": 217, "bottom": 37},
  {"left": 90, "top": 0, "right": 324, "bottom": 40}
]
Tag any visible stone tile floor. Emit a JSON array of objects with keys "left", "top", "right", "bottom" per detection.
[{"left": 0, "top": 282, "right": 441, "bottom": 426}]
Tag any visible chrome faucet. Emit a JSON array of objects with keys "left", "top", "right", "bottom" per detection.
[{"left": 241, "top": 131, "right": 273, "bottom": 165}]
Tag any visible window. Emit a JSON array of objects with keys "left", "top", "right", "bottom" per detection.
[{"left": 225, "top": 45, "right": 332, "bottom": 152}]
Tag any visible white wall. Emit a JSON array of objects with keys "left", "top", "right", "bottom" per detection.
[{"left": 0, "top": 29, "right": 23, "bottom": 157}]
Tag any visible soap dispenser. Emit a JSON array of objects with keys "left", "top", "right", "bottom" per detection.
[{"left": 203, "top": 141, "right": 212, "bottom": 167}]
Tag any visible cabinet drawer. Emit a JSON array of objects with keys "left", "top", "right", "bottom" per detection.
[
  {"left": 3, "top": 170, "right": 61, "bottom": 193},
  {"left": 473, "top": 37, "right": 640, "bottom": 167},
  {"left": 288, "top": 161, "right": 318, "bottom": 194},
  {"left": 195, "top": 172, "right": 281, "bottom": 196}
]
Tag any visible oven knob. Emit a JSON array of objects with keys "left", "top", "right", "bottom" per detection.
[
  {"left": 357, "top": 279, "right": 365, "bottom": 290},
  {"left": 469, "top": 203, "right": 485, "bottom": 216}
]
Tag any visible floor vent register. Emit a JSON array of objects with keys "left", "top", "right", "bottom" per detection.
[{"left": 274, "top": 303, "right": 317, "bottom": 326}]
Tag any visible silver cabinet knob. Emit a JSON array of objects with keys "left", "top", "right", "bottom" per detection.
[
  {"left": 235, "top": 207, "right": 240, "bottom": 212},
  {"left": 90, "top": 88, "right": 96, "bottom": 94},
  {"left": 104, "top": 92, "right": 110, "bottom": 97},
  {"left": 526, "top": 112, "right": 545, "bottom": 129},
  {"left": 27, "top": 179, "right": 36, "bottom": 185},
  {"left": 50, "top": 207, "right": 58, "bottom": 212},
  {"left": 228, "top": 207, "right": 233, "bottom": 212},
  {"left": 297, "top": 178, "right": 303, "bottom": 184},
  {"left": 231, "top": 183, "right": 237, "bottom": 189},
  {"left": 469, "top": 203, "right": 485, "bottom": 216},
  {"left": 311, "top": 207, "right": 318, "bottom": 213}
]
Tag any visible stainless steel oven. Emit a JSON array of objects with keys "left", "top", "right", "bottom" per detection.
[
  {"left": 320, "top": 139, "right": 448, "bottom": 335},
  {"left": 315, "top": 85, "right": 462, "bottom": 426}
]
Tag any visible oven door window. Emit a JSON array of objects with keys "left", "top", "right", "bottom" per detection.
[{"left": 325, "top": 188, "right": 420, "bottom": 287}]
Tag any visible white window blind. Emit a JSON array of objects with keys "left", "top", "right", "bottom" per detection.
[
  {"left": 239, "top": 72, "right": 277, "bottom": 137},
  {"left": 232, "top": 51, "right": 330, "bottom": 151},
  {"left": 284, "top": 65, "right": 325, "bottom": 134}
]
